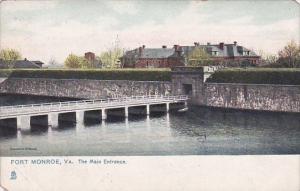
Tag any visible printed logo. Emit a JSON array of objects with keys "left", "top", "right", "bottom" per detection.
[{"left": 10, "top": 170, "right": 17, "bottom": 180}]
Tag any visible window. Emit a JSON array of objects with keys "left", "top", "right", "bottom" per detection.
[
  {"left": 212, "top": 51, "right": 218, "bottom": 56},
  {"left": 243, "top": 51, "right": 250, "bottom": 56}
]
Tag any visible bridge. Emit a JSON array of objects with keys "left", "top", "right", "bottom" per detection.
[{"left": 0, "top": 95, "right": 188, "bottom": 130}]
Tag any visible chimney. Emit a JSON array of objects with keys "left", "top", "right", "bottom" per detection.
[
  {"left": 138, "top": 47, "right": 143, "bottom": 55},
  {"left": 84, "top": 52, "right": 95, "bottom": 61},
  {"left": 234, "top": 41, "right": 237, "bottom": 46},
  {"left": 142, "top": 45, "right": 146, "bottom": 49},
  {"left": 24, "top": 58, "right": 27, "bottom": 61},
  {"left": 207, "top": 42, "right": 211, "bottom": 45},
  {"left": 173, "top": 45, "right": 179, "bottom": 51},
  {"left": 194, "top": 42, "right": 199, "bottom": 46},
  {"left": 219, "top": 42, "right": 224, "bottom": 50},
  {"left": 162, "top": 45, "right": 167, "bottom": 48}
]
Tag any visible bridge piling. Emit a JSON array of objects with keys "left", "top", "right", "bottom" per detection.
[
  {"left": 101, "top": 109, "right": 107, "bottom": 120},
  {"left": 76, "top": 111, "right": 85, "bottom": 124},
  {"left": 48, "top": 113, "right": 59, "bottom": 128},
  {"left": 166, "top": 103, "right": 170, "bottom": 112},
  {"left": 146, "top": 104, "right": 150, "bottom": 115},
  {"left": 125, "top": 106, "right": 129, "bottom": 118},
  {"left": 17, "top": 116, "right": 30, "bottom": 131}
]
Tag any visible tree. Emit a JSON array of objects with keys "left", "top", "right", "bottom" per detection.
[
  {"left": 79, "top": 57, "right": 93, "bottom": 68},
  {"left": 258, "top": 50, "right": 278, "bottom": 66},
  {"left": 48, "top": 57, "right": 58, "bottom": 66},
  {"left": 277, "top": 40, "right": 300, "bottom": 68},
  {"left": 0, "top": 48, "right": 22, "bottom": 68},
  {"left": 188, "top": 47, "right": 212, "bottom": 66},
  {"left": 64, "top": 54, "right": 82, "bottom": 68},
  {"left": 99, "top": 35, "right": 124, "bottom": 68},
  {"left": 64, "top": 54, "right": 95, "bottom": 69},
  {"left": 99, "top": 47, "right": 123, "bottom": 68}
]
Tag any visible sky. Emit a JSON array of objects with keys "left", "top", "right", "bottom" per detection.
[{"left": 0, "top": 0, "right": 299, "bottom": 65}]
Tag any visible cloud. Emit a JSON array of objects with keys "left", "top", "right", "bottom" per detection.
[
  {"left": 117, "top": 2, "right": 299, "bottom": 55},
  {"left": 0, "top": 1, "right": 299, "bottom": 64},
  {"left": 106, "top": 1, "right": 138, "bottom": 15},
  {"left": 1, "top": 0, "right": 57, "bottom": 12}
]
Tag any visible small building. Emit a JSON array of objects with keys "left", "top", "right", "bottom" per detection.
[
  {"left": 84, "top": 52, "right": 102, "bottom": 68},
  {"left": 85, "top": 52, "right": 96, "bottom": 61},
  {"left": 121, "top": 45, "right": 185, "bottom": 68},
  {"left": 0, "top": 58, "right": 44, "bottom": 69}
]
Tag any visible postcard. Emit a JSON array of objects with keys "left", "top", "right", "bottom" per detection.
[{"left": 0, "top": 0, "right": 299, "bottom": 190}]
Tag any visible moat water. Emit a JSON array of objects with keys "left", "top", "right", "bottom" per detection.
[{"left": 0, "top": 94, "right": 299, "bottom": 156}]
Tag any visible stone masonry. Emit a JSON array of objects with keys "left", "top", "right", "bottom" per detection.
[
  {"left": 171, "top": 67, "right": 300, "bottom": 113},
  {"left": 0, "top": 67, "right": 299, "bottom": 113},
  {"left": 0, "top": 78, "right": 172, "bottom": 99}
]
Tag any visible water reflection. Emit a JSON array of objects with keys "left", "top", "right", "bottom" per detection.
[
  {"left": 30, "top": 125, "right": 48, "bottom": 134},
  {"left": 17, "top": 129, "right": 22, "bottom": 141},
  {"left": 0, "top": 126, "right": 17, "bottom": 138},
  {"left": 146, "top": 115, "right": 150, "bottom": 131},
  {"left": 57, "top": 121, "right": 76, "bottom": 131},
  {"left": 47, "top": 126, "right": 53, "bottom": 141},
  {"left": 76, "top": 121, "right": 85, "bottom": 134},
  {"left": 166, "top": 113, "right": 170, "bottom": 129},
  {"left": 125, "top": 118, "right": 129, "bottom": 129},
  {"left": 0, "top": 106, "right": 300, "bottom": 155},
  {"left": 99, "top": 120, "right": 106, "bottom": 137}
]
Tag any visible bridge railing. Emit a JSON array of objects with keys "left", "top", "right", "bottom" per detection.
[{"left": 0, "top": 95, "right": 188, "bottom": 115}]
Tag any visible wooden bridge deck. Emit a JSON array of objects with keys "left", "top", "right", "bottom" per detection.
[{"left": 0, "top": 95, "right": 188, "bottom": 119}]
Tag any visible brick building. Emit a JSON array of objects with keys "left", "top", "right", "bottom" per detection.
[
  {"left": 121, "top": 45, "right": 184, "bottom": 68},
  {"left": 182, "top": 41, "right": 260, "bottom": 67},
  {"left": 84, "top": 52, "right": 102, "bottom": 68},
  {"left": 85, "top": 52, "right": 96, "bottom": 61},
  {"left": 121, "top": 42, "right": 260, "bottom": 68}
]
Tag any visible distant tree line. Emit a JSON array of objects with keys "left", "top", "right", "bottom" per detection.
[
  {"left": 1, "top": 40, "right": 299, "bottom": 69},
  {"left": 64, "top": 47, "right": 125, "bottom": 69},
  {"left": 259, "top": 40, "right": 300, "bottom": 68}
]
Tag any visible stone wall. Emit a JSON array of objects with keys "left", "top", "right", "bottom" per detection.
[
  {"left": 1, "top": 68, "right": 299, "bottom": 113},
  {"left": 0, "top": 78, "right": 172, "bottom": 99},
  {"left": 171, "top": 67, "right": 204, "bottom": 104},
  {"left": 203, "top": 83, "right": 300, "bottom": 113},
  {"left": 170, "top": 67, "right": 300, "bottom": 113}
]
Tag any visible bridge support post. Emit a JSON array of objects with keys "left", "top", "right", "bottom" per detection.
[
  {"left": 166, "top": 103, "right": 170, "bottom": 112},
  {"left": 76, "top": 110, "right": 84, "bottom": 124},
  {"left": 184, "top": 101, "right": 188, "bottom": 108},
  {"left": 48, "top": 112, "right": 59, "bottom": 128},
  {"left": 102, "top": 109, "right": 107, "bottom": 120},
  {"left": 125, "top": 118, "right": 129, "bottom": 129},
  {"left": 125, "top": 106, "right": 129, "bottom": 118},
  {"left": 17, "top": 116, "right": 31, "bottom": 131},
  {"left": 146, "top": 104, "right": 150, "bottom": 115}
]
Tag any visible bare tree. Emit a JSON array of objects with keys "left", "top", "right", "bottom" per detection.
[
  {"left": 277, "top": 40, "right": 300, "bottom": 68},
  {"left": 48, "top": 57, "right": 58, "bottom": 66}
]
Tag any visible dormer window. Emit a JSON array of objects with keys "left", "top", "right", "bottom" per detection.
[
  {"left": 212, "top": 51, "right": 218, "bottom": 56},
  {"left": 243, "top": 51, "right": 250, "bottom": 56}
]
